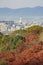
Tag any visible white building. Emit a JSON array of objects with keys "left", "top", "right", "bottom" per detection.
[
  {"left": 11, "top": 24, "right": 16, "bottom": 31},
  {"left": 0, "top": 23, "right": 8, "bottom": 32}
]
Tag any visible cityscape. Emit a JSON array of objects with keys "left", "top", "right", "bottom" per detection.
[
  {"left": 0, "top": 0, "right": 43, "bottom": 65},
  {"left": 0, "top": 17, "right": 43, "bottom": 34}
]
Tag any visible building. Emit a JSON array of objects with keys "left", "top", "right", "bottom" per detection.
[{"left": 0, "top": 23, "right": 8, "bottom": 32}]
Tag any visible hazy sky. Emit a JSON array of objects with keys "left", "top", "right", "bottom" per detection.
[{"left": 0, "top": 0, "right": 43, "bottom": 9}]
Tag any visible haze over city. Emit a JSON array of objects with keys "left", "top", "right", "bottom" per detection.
[{"left": 0, "top": 0, "right": 43, "bottom": 34}]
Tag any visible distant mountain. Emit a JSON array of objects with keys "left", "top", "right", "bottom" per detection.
[{"left": 0, "top": 6, "right": 43, "bottom": 20}]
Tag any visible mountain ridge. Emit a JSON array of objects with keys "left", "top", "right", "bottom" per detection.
[{"left": 0, "top": 6, "right": 43, "bottom": 20}]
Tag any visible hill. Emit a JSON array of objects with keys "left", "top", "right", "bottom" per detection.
[
  {"left": 0, "top": 25, "right": 43, "bottom": 65},
  {"left": 0, "top": 6, "right": 43, "bottom": 20}
]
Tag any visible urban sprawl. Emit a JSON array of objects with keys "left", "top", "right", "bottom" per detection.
[{"left": 0, "top": 18, "right": 43, "bottom": 34}]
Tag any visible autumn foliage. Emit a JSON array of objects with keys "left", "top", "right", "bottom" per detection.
[{"left": 0, "top": 25, "right": 43, "bottom": 65}]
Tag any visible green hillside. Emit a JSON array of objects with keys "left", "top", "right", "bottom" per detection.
[{"left": 0, "top": 25, "right": 43, "bottom": 51}]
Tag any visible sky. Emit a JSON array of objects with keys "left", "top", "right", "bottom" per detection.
[{"left": 0, "top": 0, "right": 43, "bottom": 9}]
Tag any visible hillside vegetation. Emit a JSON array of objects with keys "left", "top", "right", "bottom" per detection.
[
  {"left": 0, "top": 25, "right": 43, "bottom": 51},
  {"left": 0, "top": 25, "right": 43, "bottom": 65}
]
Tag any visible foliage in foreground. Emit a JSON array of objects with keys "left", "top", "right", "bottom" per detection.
[{"left": 0, "top": 25, "right": 43, "bottom": 51}]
